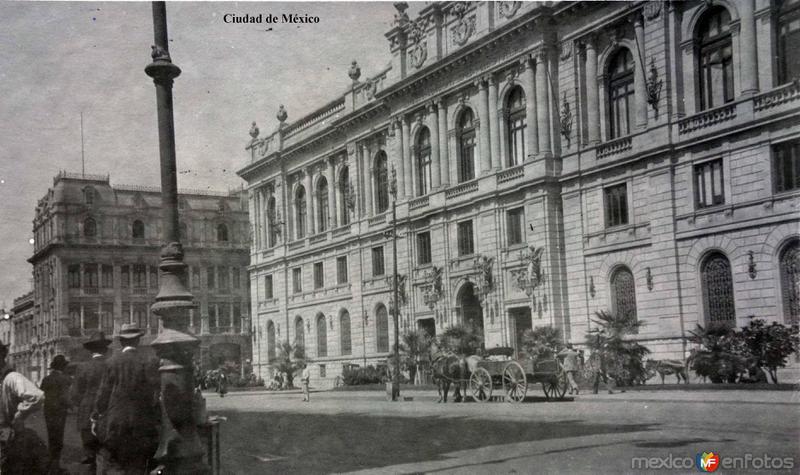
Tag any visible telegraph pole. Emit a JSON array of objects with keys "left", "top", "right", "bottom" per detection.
[{"left": 145, "top": 2, "right": 209, "bottom": 472}]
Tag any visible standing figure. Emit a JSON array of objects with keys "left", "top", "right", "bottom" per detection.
[
  {"left": 40, "top": 355, "right": 72, "bottom": 474},
  {"left": 300, "top": 364, "right": 310, "bottom": 402},
  {"left": 216, "top": 370, "right": 228, "bottom": 398},
  {"left": 557, "top": 344, "right": 580, "bottom": 395},
  {"left": 69, "top": 331, "right": 111, "bottom": 471},
  {"left": 92, "top": 324, "right": 160, "bottom": 474},
  {"left": 0, "top": 340, "right": 47, "bottom": 474}
]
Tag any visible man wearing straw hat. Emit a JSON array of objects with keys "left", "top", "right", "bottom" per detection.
[
  {"left": 69, "top": 331, "right": 112, "bottom": 471},
  {"left": 92, "top": 323, "right": 160, "bottom": 474},
  {"left": 40, "top": 354, "right": 72, "bottom": 474}
]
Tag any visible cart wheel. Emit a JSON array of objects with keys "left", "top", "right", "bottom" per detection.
[
  {"left": 502, "top": 361, "right": 527, "bottom": 403},
  {"left": 543, "top": 370, "right": 569, "bottom": 400},
  {"left": 469, "top": 367, "right": 493, "bottom": 402}
]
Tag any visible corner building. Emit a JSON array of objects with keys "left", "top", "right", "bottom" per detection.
[
  {"left": 26, "top": 172, "right": 251, "bottom": 376},
  {"left": 239, "top": 1, "right": 800, "bottom": 387}
]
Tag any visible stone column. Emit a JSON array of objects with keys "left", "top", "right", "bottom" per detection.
[
  {"left": 363, "top": 144, "right": 374, "bottom": 215},
  {"left": 477, "top": 80, "right": 491, "bottom": 173},
  {"left": 304, "top": 169, "right": 314, "bottom": 235},
  {"left": 428, "top": 103, "right": 441, "bottom": 189},
  {"left": 523, "top": 58, "right": 538, "bottom": 158},
  {"left": 437, "top": 99, "right": 449, "bottom": 186},
  {"left": 488, "top": 77, "right": 501, "bottom": 170},
  {"left": 633, "top": 15, "right": 647, "bottom": 128},
  {"left": 585, "top": 38, "right": 600, "bottom": 145},
  {"left": 326, "top": 159, "right": 336, "bottom": 229},
  {"left": 394, "top": 119, "right": 406, "bottom": 200},
  {"left": 401, "top": 117, "right": 412, "bottom": 198},
  {"left": 739, "top": 0, "right": 758, "bottom": 94},
  {"left": 334, "top": 161, "right": 344, "bottom": 226},
  {"left": 536, "top": 51, "right": 552, "bottom": 156}
]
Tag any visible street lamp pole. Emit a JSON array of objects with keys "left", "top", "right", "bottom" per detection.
[
  {"left": 145, "top": 2, "right": 209, "bottom": 473},
  {"left": 390, "top": 166, "right": 400, "bottom": 401}
]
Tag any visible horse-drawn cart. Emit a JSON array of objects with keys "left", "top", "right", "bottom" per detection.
[{"left": 468, "top": 347, "right": 569, "bottom": 403}]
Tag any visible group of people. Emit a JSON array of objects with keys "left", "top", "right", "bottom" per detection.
[{"left": 0, "top": 323, "right": 162, "bottom": 474}]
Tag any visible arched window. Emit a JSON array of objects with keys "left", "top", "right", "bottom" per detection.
[
  {"left": 779, "top": 0, "right": 800, "bottom": 85},
  {"left": 376, "top": 304, "right": 389, "bottom": 353},
  {"left": 179, "top": 222, "right": 188, "bottom": 241},
  {"left": 295, "top": 316, "right": 305, "bottom": 350},
  {"left": 701, "top": 252, "right": 736, "bottom": 328},
  {"left": 339, "top": 166, "right": 351, "bottom": 226},
  {"left": 607, "top": 48, "right": 634, "bottom": 139},
  {"left": 374, "top": 152, "right": 390, "bottom": 213},
  {"left": 506, "top": 88, "right": 526, "bottom": 166},
  {"left": 267, "top": 196, "right": 278, "bottom": 247},
  {"left": 415, "top": 128, "right": 432, "bottom": 195},
  {"left": 779, "top": 239, "right": 800, "bottom": 324},
  {"left": 697, "top": 6, "right": 734, "bottom": 110},
  {"left": 316, "top": 313, "right": 327, "bottom": 357},
  {"left": 84, "top": 217, "right": 97, "bottom": 238},
  {"left": 340, "top": 310, "right": 352, "bottom": 356},
  {"left": 317, "top": 177, "right": 329, "bottom": 232},
  {"left": 457, "top": 111, "right": 476, "bottom": 182},
  {"left": 216, "top": 224, "right": 229, "bottom": 242},
  {"left": 267, "top": 321, "right": 276, "bottom": 361},
  {"left": 84, "top": 187, "right": 95, "bottom": 205},
  {"left": 295, "top": 186, "right": 307, "bottom": 239},
  {"left": 132, "top": 220, "right": 145, "bottom": 239},
  {"left": 610, "top": 266, "right": 638, "bottom": 332}
]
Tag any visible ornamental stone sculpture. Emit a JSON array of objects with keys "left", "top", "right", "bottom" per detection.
[{"left": 276, "top": 104, "right": 288, "bottom": 123}]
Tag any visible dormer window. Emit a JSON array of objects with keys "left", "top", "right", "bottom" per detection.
[{"left": 84, "top": 187, "right": 95, "bottom": 205}]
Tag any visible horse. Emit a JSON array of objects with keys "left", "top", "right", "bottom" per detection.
[
  {"left": 430, "top": 352, "right": 482, "bottom": 403},
  {"left": 644, "top": 359, "right": 689, "bottom": 384}
]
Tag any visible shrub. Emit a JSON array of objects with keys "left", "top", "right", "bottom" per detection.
[
  {"left": 739, "top": 319, "right": 799, "bottom": 384},
  {"left": 521, "top": 326, "right": 564, "bottom": 360},
  {"left": 688, "top": 324, "right": 749, "bottom": 383},
  {"left": 342, "top": 365, "right": 385, "bottom": 386}
]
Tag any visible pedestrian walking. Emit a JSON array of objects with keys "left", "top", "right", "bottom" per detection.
[
  {"left": 300, "top": 364, "right": 310, "bottom": 402},
  {"left": 69, "top": 331, "right": 112, "bottom": 471},
  {"left": 557, "top": 344, "right": 580, "bottom": 395},
  {"left": 92, "top": 323, "right": 160, "bottom": 474},
  {"left": 216, "top": 370, "right": 228, "bottom": 398},
  {"left": 40, "top": 355, "right": 72, "bottom": 474},
  {"left": 0, "top": 340, "right": 47, "bottom": 474}
]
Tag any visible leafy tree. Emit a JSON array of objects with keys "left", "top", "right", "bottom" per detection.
[
  {"left": 521, "top": 326, "right": 564, "bottom": 360},
  {"left": 274, "top": 340, "right": 306, "bottom": 388},
  {"left": 398, "top": 330, "right": 433, "bottom": 384},
  {"left": 688, "top": 324, "right": 748, "bottom": 383},
  {"left": 739, "top": 319, "right": 800, "bottom": 384},
  {"left": 586, "top": 310, "right": 650, "bottom": 386},
  {"left": 437, "top": 324, "right": 483, "bottom": 356}
]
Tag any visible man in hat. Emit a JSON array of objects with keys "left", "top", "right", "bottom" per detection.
[
  {"left": 40, "top": 354, "right": 72, "bottom": 473},
  {"left": 69, "top": 331, "right": 111, "bottom": 471},
  {"left": 0, "top": 340, "right": 46, "bottom": 473},
  {"left": 92, "top": 323, "right": 160, "bottom": 474}
]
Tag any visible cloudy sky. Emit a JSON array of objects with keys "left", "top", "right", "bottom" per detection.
[{"left": 0, "top": 1, "right": 422, "bottom": 306}]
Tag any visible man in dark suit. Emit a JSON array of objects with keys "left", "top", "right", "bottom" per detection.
[
  {"left": 92, "top": 324, "right": 160, "bottom": 474},
  {"left": 40, "top": 354, "right": 72, "bottom": 474},
  {"left": 69, "top": 331, "right": 111, "bottom": 471}
]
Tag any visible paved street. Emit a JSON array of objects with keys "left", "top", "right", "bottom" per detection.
[{"left": 203, "top": 388, "right": 800, "bottom": 474}]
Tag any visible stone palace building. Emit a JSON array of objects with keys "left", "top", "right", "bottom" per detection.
[
  {"left": 15, "top": 172, "right": 251, "bottom": 382},
  {"left": 238, "top": 0, "right": 800, "bottom": 386}
]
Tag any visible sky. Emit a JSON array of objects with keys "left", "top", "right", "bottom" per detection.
[{"left": 0, "top": 1, "right": 423, "bottom": 306}]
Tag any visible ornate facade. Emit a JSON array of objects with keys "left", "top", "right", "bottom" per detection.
[
  {"left": 239, "top": 1, "right": 800, "bottom": 387},
  {"left": 20, "top": 172, "right": 251, "bottom": 381}
]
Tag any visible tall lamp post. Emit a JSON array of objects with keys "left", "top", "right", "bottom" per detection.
[
  {"left": 145, "top": 2, "right": 209, "bottom": 473},
  {"left": 383, "top": 165, "right": 401, "bottom": 401}
]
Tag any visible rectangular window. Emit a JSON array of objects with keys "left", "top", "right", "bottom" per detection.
[
  {"left": 604, "top": 183, "right": 629, "bottom": 228},
  {"left": 779, "top": 1, "right": 800, "bottom": 85},
  {"left": 121, "top": 265, "right": 130, "bottom": 288},
  {"left": 232, "top": 267, "right": 240, "bottom": 289},
  {"left": 207, "top": 267, "right": 215, "bottom": 289},
  {"left": 313, "top": 262, "right": 324, "bottom": 289},
  {"left": 336, "top": 256, "right": 348, "bottom": 284},
  {"left": 457, "top": 221, "right": 474, "bottom": 256},
  {"left": 218, "top": 304, "right": 230, "bottom": 329},
  {"left": 84, "top": 264, "right": 98, "bottom": 288},
  {"left": 292, "top": 267, "right": 302, "bottom": 294},
  {"left": 506, "top": 208, "right": 524, "bottom": 246},
  {"left": 101, "top": 265, "right": 113, "bottom": 288},
  {"left": 133, "top": 264, "right": 147, "bottom": 288},
  {"left": 233, "top": 303, "right": 241, "bottom": 333},
  {"left": 774, "top": 141, "right": 800, "bottom": 193},
  {"left": 694, "top": 159, "right": 725, "bottom": 208},
  {"left": 372, "top": 247, "right": 385, "bottom": 276},
  {"left": 265, "top": 274, "right": 274, "bottom": 299},
  {"left": 218, "top": 267, "right": 229, "bottom": 290},
  {"left": 68, "top": 265, "right": 80, "bottom": 288},
  {"left": 191, "top": 267, "right": 200, "bottom": 290},
  {"left": 149, "top": 265, "right": 158, "bottom": 289},
  {"left": 417, "top": 232, "right": 432, "bottom": 265},
  {"left": 83, "top": 302, "right": 98, "bottom": 330},
  {"left": 319, "top": 364, "right": 326, "bottom": 378}
]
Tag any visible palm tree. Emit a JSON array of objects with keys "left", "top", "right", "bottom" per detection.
[
  {"left": 688, "top": 324, "right": 748, "bottom": 383},
  {"left": 521, "top": 326, "right": 564, "bottom": 360},
  {"left": 586, "top": 310, "right": 650, "bottom": 386},
  {"left": 437, "top": 324, "right": 483, "bottom": 356},
  {"left": 275, "top": 340, "right": 305, "bottom": 388},
  {"left": 399, "top": 330, "right": 433, "bottom": 384}
]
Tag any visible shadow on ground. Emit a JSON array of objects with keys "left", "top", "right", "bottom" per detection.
[{"left": 215, "top": 409, "right": 656, "bottom": 474}]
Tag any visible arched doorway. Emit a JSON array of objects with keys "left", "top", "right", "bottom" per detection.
[{"left": 458, "top": 282, "right": 484, "bottom": 341}]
